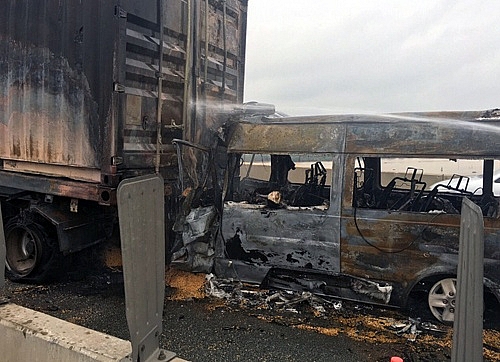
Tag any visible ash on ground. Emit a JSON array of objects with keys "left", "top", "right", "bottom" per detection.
[{"left": 2, "top": 268, "right": 500, "bottom": 362}]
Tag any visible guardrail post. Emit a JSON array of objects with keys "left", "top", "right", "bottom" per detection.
[
  {"left": 118, "top": 175, "right": 176, "bottom": 362},
  {"left": 452, "top": 197, "right": 484, "bottom": 362}
]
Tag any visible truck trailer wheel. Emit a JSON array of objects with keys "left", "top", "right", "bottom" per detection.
[{"left": 5, "top": 217, "right": 58, "bottom": 282}]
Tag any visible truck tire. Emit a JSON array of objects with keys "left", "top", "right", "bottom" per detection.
[{"left": 4, "top": 217, "right": 59, "bottom": 282}]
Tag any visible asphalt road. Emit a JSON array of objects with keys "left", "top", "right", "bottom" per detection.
[
  {"left": 0, "top": 265, "right": 464, "bottom": 362},
  {"left": 0, "top": 278, "right": 382, "bottom": 361},
  {"left": 161, "top": 299, "right": 381, "bottom": 362}
]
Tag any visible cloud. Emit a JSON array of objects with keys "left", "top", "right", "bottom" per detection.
[{"left": 244, "top": 1, "right": 500, "bottom": 115}]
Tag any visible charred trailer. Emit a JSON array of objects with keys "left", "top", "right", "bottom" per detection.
[{"left": 0, "top": 0, "right": 248, "bottom": 281}]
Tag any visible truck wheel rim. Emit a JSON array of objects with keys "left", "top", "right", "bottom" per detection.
[{"left": 5, "top": 226, "right": 40, "bottom": 277}]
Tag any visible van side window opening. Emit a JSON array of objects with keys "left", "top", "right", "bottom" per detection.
[
  {"left": 233, "top": 153, "right": 333, "bottom": 209},
  {"left": 354, "top": 157, "right": 500, "bottom": 217}
]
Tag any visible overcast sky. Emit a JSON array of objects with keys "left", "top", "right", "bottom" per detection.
[{"left": 243, "top": 1, "right": 500, "bottom": 116}]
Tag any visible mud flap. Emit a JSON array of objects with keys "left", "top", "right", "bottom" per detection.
[{"left": 117, "top": 175, "right": 176, "bottom": 362}]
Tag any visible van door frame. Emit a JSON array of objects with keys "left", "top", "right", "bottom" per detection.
[{"left": 215, "top": 152, "right": 344, "bottom": 281}]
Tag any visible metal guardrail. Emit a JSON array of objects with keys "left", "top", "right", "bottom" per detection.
[
  {"left": 452, "top": 197, "right": 484, "bottom": 362},
  {"left": 117, "top": 175, "right": 176, "bottom": 362}
]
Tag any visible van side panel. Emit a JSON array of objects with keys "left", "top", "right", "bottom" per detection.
[
  {"left": 340, "top": 155, "right": 500, "bottom": 306},
  {"left": 221, "top": 204, "right": 339, "bottom": 274}
]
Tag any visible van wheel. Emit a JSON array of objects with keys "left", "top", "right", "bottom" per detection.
[
  {"left": 427, "top": 277, "right": 456, "bottom": 324},
  {"left": 5, "top": 217, "right": 58, "bottom": 282}
]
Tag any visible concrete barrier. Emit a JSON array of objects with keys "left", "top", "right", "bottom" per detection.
[{"left": 0, "top": 303, "right": 187, "bottom": 362}]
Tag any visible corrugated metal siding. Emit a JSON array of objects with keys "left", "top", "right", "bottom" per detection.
[
  {"left": 0, "top": 0, "right": 247, "bottom": 187},
  {"left": 121, "top": 0, "right": 186, "bottom": 163},
  {"left": 119, "top": 0, "right": 248, "bottom": 172}
]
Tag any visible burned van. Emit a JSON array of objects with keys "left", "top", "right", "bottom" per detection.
[{"left": 204, "top": 113, "right": 500, "bottom": 323}]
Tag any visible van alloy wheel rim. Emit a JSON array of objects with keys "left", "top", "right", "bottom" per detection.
[{"left": 428, "top": 278, "right": 457, "bottom": 323}]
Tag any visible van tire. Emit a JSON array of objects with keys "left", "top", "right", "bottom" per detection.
[{"left": 427, "top": 277, "right": 456, "bottom": 324}]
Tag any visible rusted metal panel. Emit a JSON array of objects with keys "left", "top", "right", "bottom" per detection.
[
  {"left": 451, "top": 198, "right": 484, "bottom": 362},
  {"left": 120, "top": 0, "right": 248, "bottom": 171},
  {"left": 340, "top": 209, "right": 459, "bottom": 305},
  {"left": 345, "top": 115, "right": 500, "bottom": 157},
  {"left": 220, "top": 203, "right": 340, "bottom": 273},
  {"left": 0, "top": 169, "right": 104, "bottom": 203},
  {"left": 3, "top": 161, "right": 101, "bottom": 183},
  {"left": 0, "top": 1, "right": 109, "bottom": 169},
  {"left": 227, "top": 121, "right": 347, "bottom": 154},
  {"left": 0, "top": 0, "right": 247, "bottom": 202}
]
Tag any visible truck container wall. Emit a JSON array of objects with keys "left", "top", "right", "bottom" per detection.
[{"left": 0, "top": 0, "right": 248, "bottom": 204}]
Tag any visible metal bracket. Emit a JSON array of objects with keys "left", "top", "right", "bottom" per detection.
[
  {"left": 70, "top": 199, "right": 78, "bottom": 213},
  {"left": 114, "top": 5, "right": 127, "bottom": 19},
  {"left": 114, "top": 82, "right": 126, "bottom": 93},
  {"left": 111, "top": 156, "right": 124, "bottom": 166}
]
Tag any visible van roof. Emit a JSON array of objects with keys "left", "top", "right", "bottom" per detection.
[{"left": 227, "top": 113, "right": 500, "bottom": 157}]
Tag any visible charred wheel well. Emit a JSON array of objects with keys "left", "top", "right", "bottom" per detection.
[
  {"left": 410, "top": 273, "right": 498, "bottom": 303},
  {"left": 3, "top": 202, "right": 58, "bottom": 240},
  {"left": 410, "top": 273, "right": 455, "bottom": 293}
]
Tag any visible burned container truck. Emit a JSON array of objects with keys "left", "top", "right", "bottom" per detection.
[{"left": 0, "top": 0, "right": 248, "bottom": 281}]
